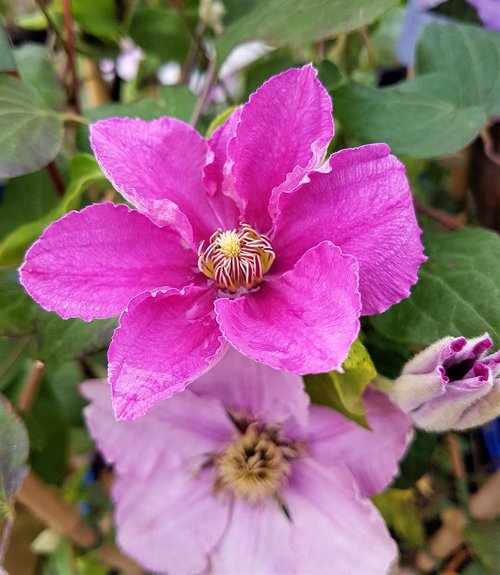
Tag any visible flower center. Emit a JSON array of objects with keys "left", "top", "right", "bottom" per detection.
[
  {"left": 213, "top": 423, "right": 293, "bottom": 503},
  {"left": 198, "top": 224, "right": 275, "bottom": 293}
]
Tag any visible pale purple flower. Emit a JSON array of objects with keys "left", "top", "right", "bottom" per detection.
[
  {"left": 393, "top": 334, "right": 500, "bottom": 431},
  {"left": 21, "top": 65, "right": 425, "bottom": 420},
  {"left": 83, "top": 349, "right": 413, "bottom": 574},
  {"left": 116, "top": 38, "right": 145, "bottom": 81}
]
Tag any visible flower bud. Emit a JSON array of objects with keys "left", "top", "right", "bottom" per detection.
[{"left": 393, "top": 334, "right": 500, "bottom": 431}]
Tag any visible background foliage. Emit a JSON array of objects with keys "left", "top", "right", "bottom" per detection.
[{"left": 0, "top": 0, "right": 499, "bottom": 573}]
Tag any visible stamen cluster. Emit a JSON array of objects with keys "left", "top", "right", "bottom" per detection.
[
  {"left": 213, "top": 421, "right": 299, "bottom": 503},
  {"left": 198, "top": 224, "right": 275, "bottom": 293}
]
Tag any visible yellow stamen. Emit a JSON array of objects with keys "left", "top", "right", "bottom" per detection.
[{"left": 217, "top": 231, "right": 242, "bottom": 258}]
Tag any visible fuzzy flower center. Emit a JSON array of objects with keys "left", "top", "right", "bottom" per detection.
[
  {"left": 213, "top": 423, "right": 295, "bottom": 504},
  {"left": 198, "top": 224, "right": 275, "bottom": 293}
]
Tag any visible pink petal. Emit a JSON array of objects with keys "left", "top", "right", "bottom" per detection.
[
  {"left": 285, "top": 459, "right": 397, "bottom": 575},
  {"left": 273, "top": 143, "right": 425, "bottom": 315},
  {"left": 113, "top": 468, "right": 229, "bottom": 575},
  {"left": 307, "top": 387, "right": 413, "bottom": 496},
  {"left": 228, "top": 65, "right": 333, "bottom": 232},
  {"left": 20, "top": 203, "right": 195, "bottom": 321},
  {"left": 189, "top": 346, "right": 310, "bottom": 426},
  {"left": 215, "top": 242, "right": 361, "bottom": 374},
  {"left": 203, "top": 107, "right": 242, "bottom": 226},
  {"left": 82, "top": 380, "right": 235, "bottom": 479},
  {"left": 211, "top": 500, "right": 295, "bottom": 574},
  {"left": 90, "top": 117, "right": 220, "bottom": 245},
  {"left": 108, "top": 284, "right": 227, "bottom": 420}
]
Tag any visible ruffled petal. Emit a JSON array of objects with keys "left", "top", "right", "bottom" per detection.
[
  {"left": 189, "top": 346, "right": 309, "bottom": 426},
  {"left": 108, "top": 284, "right": 226, "bottom": 420},
  {"left": 82, "top": 381, "right": 235, "bottom": 479},
  {"left": 211, "top": 500, "right": 295, "bottom": 574},
  {"left": 215, "top": 241, "right": 361, "bottom": 374},
  {"left": 113, "top": 468, "right": 229, "bottom": 575},
  {"left": 203, "top": 107, "right": 242, "bottom": 226},
  {"left": 228, "top": 65, "right": 333, "bottom": 232},
  {"left": 273, "top": 143, "right": 425, "bottom": 315},
  {"left": 20, "top": 203, "right": 194, "bottom": 321},
  {"left": 90, "top": 117, "right": 219, "bottom": 245},
  {"left": 307, "top": 387, "right": 413, "bottom": 496},
  {"left": 285, "top": 459, "right": 397, "bottom": 575}
]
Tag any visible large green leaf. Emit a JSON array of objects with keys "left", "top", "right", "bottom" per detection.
[
  {"left": 417, "top": 22, "right": 500, "bottom": 118},
  {"left": 0, "top": 271, "right": 36, "bottom": 338},
  {"left": 334, "top": 74, "right": 485, "bottom": 157},
  {"left": 22, "top": 384, "right": 68, "bottom": 485},
  {"left": 85, "top": 86, "right": 197, "bottom": 124},
  {"left": 217, "top": 0, "right": 398, "bottom": 63},
  {"left": 334, "top": 22, "right": 500, "bottom": 158},
  {"left": 304, "top": 339, "right": 376, "bottom": 427},
  {"left": 0, "top": 154, "right": 105, "bottom": 267},
  {"left": 0, "top": 75, "right": 63, "bottom": 178},
  {"left": 371, "top": 228, "right": 500, "bottom": 347},
  {"left": 36, "top": 314, "right": 116, "bottom": 365},
  {"left": 0, "top": 394, "right": 29, "bottom": 509},
  {"left": 0, "top": 169, "right": 58, "bottom": 242},
  {"left": 14, "top": 44, "right": 64, "bottom": 110}
]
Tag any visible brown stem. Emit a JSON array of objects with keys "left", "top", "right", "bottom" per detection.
[
  {"left": 62, "top": 0, "right": 80, "bottom": 113},
  {"left": 46, "top": 161, "right": 65, "bottom": 197},
  {"left": 413, "top": 197, "right": 464, "bottom": 230},
  {"left": 189, "top": 52, "right": 217, "bottom": 127},
  {"left": 359, "top": 27, "right": 375, "bottom": 68},
  {"left": 16, "top": 473, "right": 143, "bottom": 575},
  {"left": 480, "top": 124, "right": 500, "bottom": 167},
  {"left": 17, "top": 360, "right": 44, "bottom": 413}
]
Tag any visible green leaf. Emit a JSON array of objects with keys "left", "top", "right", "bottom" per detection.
[
  {"left": 0, "top": 168, "right": 58, "bottom": 242},
  {"left": 334, "top": 22, "right": 500, "bottom": 158},
  {"left": 0, "top": 154, "right": 105, "bottom": 267},
  {"left": 334, "top": 74, "right": 485, "bottom": 158},
  {"left": 464, "top": 520, "right": 500, "bottom": 571},
  {"left": 206, "top": 106, "right": 238, "bottom": 138},
  {"left": 22, "top": 385, "right": 68, "bottom": 485},
  {"left": 0, "top": 271, "right": 36, "bottom": 338},
  {"left": 304, "top": 339, "right": 376, "bottom": 427},
  {"left": 372, "top": 488, "right": 425, "bottom": 547},
  {"left": 36, "top": 314, "right": 116, "bottom": 365},
  {"left": 217, "top": 0, "right": 399, "bottom": 64},
  {"left": 85, "top": 85, "right": 196, "bottom": 124},
  {"left": 0, "top": 75, "right": 63, "bottom": 178},
  {"left": 371, "top": 228, "right": 500, "bottom": 347},
  {"left": 0, "top": 393, "right": 29, "bottom": 509},
  {"left": 14, "top": 44, "right": 65, "bottom": 110},
  {"left": 417, "top": 22, "right": 500, "bottom": 118}
]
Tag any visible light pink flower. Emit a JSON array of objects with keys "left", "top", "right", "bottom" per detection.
[
  {"left": 393, "top": 334, "right": 500, "bottom": 431},
  {"left": 83, "top": 349, "right": 413, "bottom": 575},
  {"left": 21, "top": 65, "right": 425, "bottom": 420}
]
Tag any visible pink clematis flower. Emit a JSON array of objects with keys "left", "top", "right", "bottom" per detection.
[
  {"left": 21, "top": 65, "right": 425, "bottom": 420},
  {"left": 393, "top": 333, "right": 500, "bottom": 431},
  {"left": 83, "top": 349, "right": 413, "bottom": 574}
]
